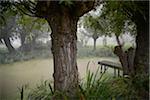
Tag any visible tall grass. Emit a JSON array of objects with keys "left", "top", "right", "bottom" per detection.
[
  {"left": 27, "top": 80, "right": 53, "bottom": 100},
  {"left": 78, "top": 64, "right": 148, "bottom": 99},
  {"left": 77, "top": 61, "right": 112, "bottom": 100},
  {"left": 17, "top": 62, "right": 148, "bottom": 100},
  {"left": 21, "top": 62, "right": 112, "bottom": 100}
]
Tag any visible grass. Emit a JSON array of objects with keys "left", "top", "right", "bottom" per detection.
[
  {"left": 78, "top": 63, "right": 112, "bottom": 100},
  {"left": 0, "top": 57, "right": 148, "bottom": 99},
  {"left": 14, "top": 62, "right": 114, "bottom": 100},
  {"left": 1, "top": 44, "right": 139, "bottom": 99},
  {"left": 24, "top": 65, "right": 148, "bottom": 100},
  {"left": 0, "top": 57, "right": 118, "bottom": 99}
]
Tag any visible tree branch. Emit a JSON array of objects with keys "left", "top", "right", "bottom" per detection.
[{"left": 74, "top": 0, "right": 95, "bottom": 17}]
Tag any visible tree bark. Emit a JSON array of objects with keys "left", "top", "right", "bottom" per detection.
[
  {"left": 115, "top": 35, "right": 122, "bottom": 47},
  {"left": 133, "top": 15, "right": 149, "bottom": 75},
  {"left": 114, "top": 46, "right": 129, "bottom": 75},
  {"left": 125, "top": 1, "right": 149, "bottom": 99},
  {"left": 124, "top": 1, "right": 149, "bottom": 76},
  {"left": 46, "top": 6, "right": 79, "bottom": 97},
  {"left": 3, "top": 36, "right": 15, "bottom": 53},
  {"left": 114, "top": 35, "right": 129, "bottom": 75},
  {"left": 35, "top": 1, "right": 94, "bottom": 97},
  {"left": 133, "top": 6, "right": 149, "bottom": 99}
]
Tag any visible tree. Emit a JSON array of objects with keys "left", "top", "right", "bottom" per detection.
[
  {"left": 81, "top": 14, "right": 105, "bottom": 50},
  {"left": 35, "top": 1, "right": 95, "bottom": 97},
  {"left": 0, "top": 15, "right": 17, "bottom": 53},
  {"left": 103, "top": 1, "right": 149, "bottom": 98},
  {"left": 77, "top": 28, "right": 89, "bottom": 47},
  {"left": 17, "top": 15, "right": 50, "bottom": 51},
  {"left": 127, "top": 2, "right": 149, "bottom": 98},
  {"left": 0, "top": 0, "right": 18, "bottom": 53},
  {"left": 1, "top": 1, "right": 95, "bottom": 96}
]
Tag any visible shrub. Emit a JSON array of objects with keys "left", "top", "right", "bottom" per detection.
[
  {"left": 28, "top": 80, "right": 53, "bottom": 100},
  {"left": 0, "top": 46, "right": 52, "bottom": 64},
  {"left": 77, "top": 63, "right": 113, "bottom": 100},
  {"left": 77, "top": 45, "right": 116, "bottom": 58}
]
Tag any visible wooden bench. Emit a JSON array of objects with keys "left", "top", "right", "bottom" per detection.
[{"left": 98, "top": 60, "right": 122, "bottom": 77}]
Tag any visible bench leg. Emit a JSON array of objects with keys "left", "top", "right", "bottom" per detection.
[
  {"left": 100, "top": 65, "right": 103, "bottom": 73},
  {"left": 118, "top": 69, "right": 120, "bottom": 77},
  {"left": 114, "top": 69, "right": 116, "bottom": 77},
  {"left": 104, "top": 66, "right": 107, "bottom": 72}
]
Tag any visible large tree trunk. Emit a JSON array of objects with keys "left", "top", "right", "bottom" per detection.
[
  {"left": 129, "top": 1, "right": 149, "bottom": 99},
  {"left": 133, "top": 7, "right": 149, "bottom": 99},
  {"left": 3, "top": 36, "right": 15, "bottom": 53},
  {"left": 47, "top": 9, "right": 79, "bottom": 97},
  {"left": 134, "top": 15, "right": 149, "bottom": 75},
  {"left": 35, "top": 1, "right": 94, "bottom": 97}
]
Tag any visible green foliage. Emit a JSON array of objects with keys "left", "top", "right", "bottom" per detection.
[
  {"left": 101, "top": 1, "right": 137, "bottom": 37},
  {"left": 0, "top": 0, "right": 17, "bottom": 25},
  {"left": 81, "top": 14, "right": 106, "bottom": 38},
  {"left": 18, "top": 14, "right": 49, "bottom": 33},
  {"left": 14, "top": 0, "right": 36, "bottom": 17},
  {"left": 59, "top": 0, "right": 73, "bottom": 6},
  {"left": 18, "top": 63, "right": 148, "bottom": 99},
  {"left": 79, "top": 67, "right": 149, "bottom": 99},
  {"left": 0, "top": 43, "right": 52, "bottom": 64},
  {"left": 78, "top": 64, "right": 112, "bottom": 100},
  {"left": 28, "top": 80, "right": 53, "bottom": 100},
  {"left": 17, "top": 14, "right": 50, "bottom": 45},
  {"left": 84, "top": 15, "right": 104, "bottom": 32}
]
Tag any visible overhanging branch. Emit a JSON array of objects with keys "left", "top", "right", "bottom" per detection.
[
  {"left": 74, "top": 0, "right": 95, "bottom": 17},
  {"left": 14, "top": 0, "right": 37, "bottom": 17}
]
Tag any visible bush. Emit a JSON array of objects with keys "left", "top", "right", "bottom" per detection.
[
  {"left": 0, "top": 44, "right": 52, "bottom": 64},
  {"left": 28, "top": 80, "right": 53, "bottom": 100},
  {"left": 77, "top": 45, "right": 116, "bottom": 58},
  {"left": 77, "top": 64, "right": 113, "bottom": 100}
]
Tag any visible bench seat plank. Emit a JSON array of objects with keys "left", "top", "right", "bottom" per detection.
[{"left": 98, "top": 60, "right": 122, "bottom": 70}]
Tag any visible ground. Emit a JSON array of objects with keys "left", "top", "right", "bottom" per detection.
[{"left": 0, "top": 57, "right": 118, "bottom": 99}]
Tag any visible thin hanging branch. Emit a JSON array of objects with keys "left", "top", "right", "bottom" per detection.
[{"left": 14, "top": 0, "right": 37, "bottom": 17}]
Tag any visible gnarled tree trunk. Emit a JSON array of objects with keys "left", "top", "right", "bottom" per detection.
[
  {"left": 133, "top": 14, "right": 149, "bottom": 75},
  {"left": 126, "top": 1, "right": 149, "bottom": 99},
  {"left": 47, "top": 12, "right": 79, "bottom": 96},
  {"left": 35, "top": 1, "right": 94, "bottom": 97}
]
